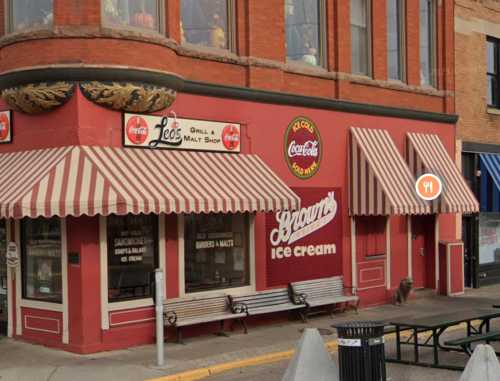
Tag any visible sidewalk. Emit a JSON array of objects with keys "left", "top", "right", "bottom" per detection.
[{"left": 1, "top": 286, "right": 499, "bottom": 381}]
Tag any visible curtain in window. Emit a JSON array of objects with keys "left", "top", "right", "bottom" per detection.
[
  {"left": 181, "top": 0, "right": 229, "bottom": 49},
  {"left": 351, "top": 0, "right": 369, "bottom": 75},
  {"left": 419, "top": 0, "right": 434, "bottom": 86},
  {"left": 285, "top": 0, "right": 321, "bottom": 66},
  {"left": 11, "top": 0, "right": 53, "bottom": 32}
]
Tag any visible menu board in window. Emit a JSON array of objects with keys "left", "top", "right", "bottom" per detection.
[{"left": 107, "top": 214, "right": 158, "bottom": 302}]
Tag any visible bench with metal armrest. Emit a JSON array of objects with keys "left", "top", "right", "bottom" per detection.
[
  {"left": 227, "top": 288, "right": 308, "bottom": 325},
  {"left": 163, "top": 294, "right": 247, "bottom": 344},
  {"left": 444, "top": 331, "right": 500, "bottom": 356},
  {"left": 288, "top": 276, "right": 359, "bottom": 318}
]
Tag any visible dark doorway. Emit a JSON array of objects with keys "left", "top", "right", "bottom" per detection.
[{"left": 462, "top": 216, "right": 477, "bottom": 288}]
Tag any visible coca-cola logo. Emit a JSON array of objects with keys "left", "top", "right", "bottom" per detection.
[
  {"left": 0, "top": 112, "right": 11, "bottom": 142},
  {"left": 285, "top": 116, "right": 322, "bottom": 179},
  {"left": 126, "top": 116, "right": 149, "bottom": 145},
  {"left": 221, "top": 124, "right": 240, "bottom": 151}
]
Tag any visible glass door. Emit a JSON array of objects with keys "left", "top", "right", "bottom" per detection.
[{"left": 0, "top": 220, "right": 7, "bottom": 335}]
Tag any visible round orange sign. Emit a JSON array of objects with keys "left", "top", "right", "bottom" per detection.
[{"left": 415, "top": 174, "right": 442, "bottom": 201}]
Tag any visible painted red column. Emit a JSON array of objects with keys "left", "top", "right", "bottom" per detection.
[{"left": 67, "top": 216, "right": 102, "bottom": 353}]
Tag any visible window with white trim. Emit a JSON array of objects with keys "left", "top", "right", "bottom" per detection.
[
  {"left": 8, "top": 0, "right": 53, "bottom": 33},
  {"left": 184, "top": 213, "right": 249, "bottom": 294},
  {"left": 21, "top": 217, "right": 62, "bottom": 303}
]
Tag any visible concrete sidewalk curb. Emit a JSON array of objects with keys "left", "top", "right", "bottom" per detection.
[{"left": 148, "top": 322, "right": 470, "bottom": 381}]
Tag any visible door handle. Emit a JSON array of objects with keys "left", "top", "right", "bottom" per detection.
[{"left": 420, "top": 248, "right": 425, "bottom": 256}]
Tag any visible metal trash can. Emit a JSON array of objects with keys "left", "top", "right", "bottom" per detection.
[{"left": 333, "top": 321, "right": 386, "bottom": 381}]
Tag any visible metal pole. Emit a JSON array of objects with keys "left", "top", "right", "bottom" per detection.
[{"left": 155, "top": 268, "right": 164, "bottom": 367}]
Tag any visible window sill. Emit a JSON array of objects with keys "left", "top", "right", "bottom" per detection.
[
  {"left": 108, "top": 298, "right": 154, "bottom": 311},
  {"left": 487, "top": 107, "right": 500, "bottom": 115},
  {"left": 20, "top": 298, "right": 63, "bottom": 312}
]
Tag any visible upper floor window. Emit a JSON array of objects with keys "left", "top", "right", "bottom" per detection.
[
  {"left": 419, "top": 0, "right": 436, "bottom": 87},
  {"left": 9, "top": 0, "right": 53, "bottom": 33},
  {"left": 387, "top": 0, "right": 405, "bottom": 81},
  {"left": 103, "top": 0, "right": 161, "bottom": 32},
  {"left": 180, "top": 0, "right": 231, "bottom": 50},
  {"left": 285, "top": 0, "right": 324, "bottom": 67},
  {"left": 487, "top": 38, "right": 499, "bottom": 108},
  {"left": 351, "top": 0, "right": 371, "bottom": 76}
]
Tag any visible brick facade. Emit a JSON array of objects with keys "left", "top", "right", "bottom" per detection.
[
  {"left": 455, "top": 0, "right": 500, "bottom": 145},
  {"left": 0, "top": 0, "right": 455, "bottom": 115}
]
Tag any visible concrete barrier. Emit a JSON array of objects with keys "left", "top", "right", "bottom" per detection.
[
  {"left": 460, "top": 344, "right": 500, "bottom": 381},
  {"left": 282, "top": 328, "right": 339, "bottom": 381}
]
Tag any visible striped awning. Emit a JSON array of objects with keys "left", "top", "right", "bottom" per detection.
[
  {"left": 407, "top": 133, "right": 479, "bottom": 214},
  {"left": 480, "top": 153, "right": 500, "bottom": 192},
  {"left": 0, "top": 146, "right": 300, "bottom": 218},
  {"left": 349, "top": 127, "right": 430, "bottom": 216}
]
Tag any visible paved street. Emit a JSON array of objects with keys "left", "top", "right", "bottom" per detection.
[{"left": 0, "top": 286, "right": 499, "bottom": 381}]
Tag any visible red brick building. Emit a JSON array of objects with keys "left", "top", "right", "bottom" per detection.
[{"left": 0, "top": 0, "right": 476, "bottom": 353}]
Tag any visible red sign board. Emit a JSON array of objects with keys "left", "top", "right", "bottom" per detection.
[
  {"left": 284, "top": 116, "right": 322, "bottom": 179},
  {"left": 266, "top": 188, "right": 342, "bottom": 287}
]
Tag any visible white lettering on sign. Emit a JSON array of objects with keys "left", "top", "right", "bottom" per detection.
[
  {"left": 287, "top": 140, "right": 319, "bottom": 158},
  {"left": 271, "top": 244, "right": 336, "bottom": 260},
  {"left": 269, "top": 191, "right": 337, "bottom": 246}
]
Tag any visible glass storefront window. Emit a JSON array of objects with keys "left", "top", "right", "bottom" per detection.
[
  {"left": 184, "top": 213, "right": 249, "bottom": 294},
  {"left": 21, "top": 217, "right": 62, "bottom": 303},
  {"left": 103, "top": 0, "right": 160, "bottom": 32},
  {"left": 9, "top": 0, "right": 53, "bottom": 33},
  {"left": 180, "top": 0, "right": 230, "bottom": 49},
  {"left": 107, "top": 214, "right": 158, "bottom": 302},
  {"left": 479, "top": 213, "right": 500, "bottom": 265}
]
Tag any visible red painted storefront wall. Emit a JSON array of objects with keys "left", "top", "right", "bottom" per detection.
[{"left": 0, "top": 89, "right": 458, "bottom": 352}]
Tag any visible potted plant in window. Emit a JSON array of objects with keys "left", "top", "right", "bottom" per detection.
[{"left": 132, "top": 1, "right": 155, "bottom": 30}]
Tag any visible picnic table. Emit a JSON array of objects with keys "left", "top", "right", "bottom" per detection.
[{"left": 385, "top": 309, "right": 500, "bottom": 371}]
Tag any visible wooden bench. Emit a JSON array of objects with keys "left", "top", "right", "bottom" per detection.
[
  {"left": 227, "top": 288, "right": 307, "bottom": 324},
  {"left": 163, "top": 295, "right": 248, "bottom": 344},
  {"left": 289, "top": 276, "right": 359, "bottom": 318},
  {"left": 444, "top": 331, "right": 500, "bottom": 356}
]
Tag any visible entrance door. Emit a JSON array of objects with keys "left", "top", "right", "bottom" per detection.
[{"left": 411, "top": 215, "right": 435, "bottom": 289}]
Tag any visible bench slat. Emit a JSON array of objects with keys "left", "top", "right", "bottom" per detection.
[{"left": 444, "top": 331, "right": 500, "bottom": 346}]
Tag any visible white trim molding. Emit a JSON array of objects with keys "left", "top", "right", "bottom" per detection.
[
  {"left": 407, "top": 216, "right": 412, "bottom": 279},
  {"left": 351, "top": 217, "right": 357, "bottom": 290},
  {"left": 6, "top": 220, "right": 13, "bottom": 337},
  {"left": 15, "top": 218, "right": 68, "bottom": 343},
  {"left": 100, "top": 214, "right": 166, "bottom": 329},
  {"left": 99, "top": 215, "right": 109, "bottom": 330},
  {"left": 15, "top": 220, "right": 21, "bottom": 335},
  {"left": 386, "top": 217, "right": 391, "bottom": 290}
]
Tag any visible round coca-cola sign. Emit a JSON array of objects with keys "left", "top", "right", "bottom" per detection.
[
  {"left": 284, "top": 116, "right": 322, "bottom": 179},
  {"left": 126, "top": 115, "right": 149, "bottom": 145}
]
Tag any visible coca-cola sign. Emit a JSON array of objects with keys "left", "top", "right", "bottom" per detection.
[
  {"left": 266, "top": 188, "right": 342, "bottom": 286},
  {"left": 0, "top": 111, "right": 12, "bottom": 144},
  {"left": 284, "top": 116, "right": 322, "bottom": 179}
]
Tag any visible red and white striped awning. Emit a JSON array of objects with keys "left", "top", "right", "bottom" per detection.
[
  {"left": 0, "top": 146, "right": 300, "bottom": 218},
  {"left": 407, "top": 133, "right": 479, "bottom": 214},
  {"left": 349, "top": 127, "right": 430, "bottom": 216}
]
